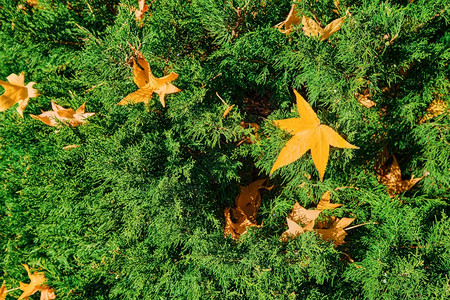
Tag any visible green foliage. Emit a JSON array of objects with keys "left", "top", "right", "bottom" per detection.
[{"left": 1, "top": 0, "right": 449, "bottom": 299}]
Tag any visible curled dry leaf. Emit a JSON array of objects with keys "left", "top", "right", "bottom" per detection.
[
  {"left": 418, "top": 98, "right": 448, "bottom": 124},
  {"left": 18, "top": 264, "right": 47, "bottom": 300},
  {"left": 377, "top": 155, "right": 425, "bottom": 198},
  {"left": 274, "top": 4, "right": 302, "bottom": 34},
  {"left": 224, "top": 179, "right": 270, "bottom": 239},
  {"left": 0, "top": 72, "right": 39, "bottom": 117},
  {"left": 316, "top": 191, "right": 343, "bottom": 210},
  {"left": 270, "top": 89, "right": 358, "bottom": 181},
  {"left": 30, "top": 101, "right": 94, "bottom": 127},
  {"left": 315, "top": 217, "right": 354, "bottom": 246},
  {"left": 134, "top": 0, "right": 149, "bottom": 24},
  {"left": 118, "top": 45, "right": 180, "bottom": 107}
]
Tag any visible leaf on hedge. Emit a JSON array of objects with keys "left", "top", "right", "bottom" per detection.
[
  {"left": 377, "top": 155, "right": 424, "bottom": 198},
  {"left": 280, "top": 217, "right": 305, "bottom": 242},
  {"left": 224, "top": 180, "right": 270, "bottom": 239},
  {"left": 0, "top": 282, "right": 6, "bottom": 300},
  {"left": 317, "top": 191, "right": 343, "bottom": 210},
  {"left": 288, "top": 202, "right": 321, "bottom": 227},
  {"left": 18, "top": 264, "right": 47, "bottom": 300},
  {"left": 30, "top": 101, "right": 94, "bottom": 127},
  {"left": 118, "top": 46, "right": 180, "bottom": 107},
  {"left": 275, "top": 4, "right": 302, "bottom": 34},
  {"left": 355, "top": 89, "right": 376, "bottom": 108},
  {"left": 418, "top": 98, "right": 448, "bottom": 124},
  {"left": 0, "top": 72, "right": 39, "bottom": 117},
  {"left": 62, "top": 144, "right": 79, "bottom": 150},
  {"left": 315, "top": 217, "right": 354, "bottom": 246},
  {"left": 302, "top": 15, "right": 345, "bottom": 41},
  {"left": 270, "top": 89, "right": 358, "bottom": 181}
]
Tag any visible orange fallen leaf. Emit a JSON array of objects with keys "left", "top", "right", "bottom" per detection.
[
  {"left": 280, "top": 217, "right": 305, "bottom": 242},
  {"left": 118, "top": 46, "right": 180, "bottom": 107},
  {"left": 30, "top": 101, "right": 94, "bottom": 127},
  {"left": 0, "top": 281, "right": 6, "bottom": 300},
  {"left": 315, "top": 217, "right": 354, "bottom": 246},
  {"left": 18, "top": 264, "right": 47, "bottom": 300},
  {"left": 0, "top": 72, "right": 39, "bottom": 117},
  {"left": 377, "top": 155, "right": 424, "bottom": 198},
  {"left": 134, "top": 0, "right": 149, "bottom": 23},
  {"left": 39, "top": 286, "right": 56, "bottom": 300},
  {"left": 270, "top": 89, "right": 358, "bottom": 181},
  {"left": 355, "top": 89, "right": 376, "bottom": 108},
  {"left": 418, "top": 98, "right": 448, "bottom": 124},
  {"left": 302, "top": 14, "right": 346, "bottom": 41},
  {"left": 316, "top": 191, "right": 343, "bottom": 210},
  {"left": 274, "top": 4, "right": 302, "bottom": 34}
]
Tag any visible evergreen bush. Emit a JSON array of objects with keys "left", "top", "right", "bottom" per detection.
[{"left": 0, "top": 0, "right": 448, "bottom": 299}]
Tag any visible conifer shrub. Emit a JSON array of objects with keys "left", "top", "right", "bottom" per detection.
[{"left": 0, "top": 0, "right": 448, "bottom": 299}]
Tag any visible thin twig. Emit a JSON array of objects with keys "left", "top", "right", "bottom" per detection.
[
  {"left": 216, "top": 92, "right": 229, "bottom": 107},
  {"left": 345, "top": 222, "right": 378, "bottom": 231}
]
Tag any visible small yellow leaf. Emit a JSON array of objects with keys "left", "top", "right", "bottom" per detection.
[
  {"left": 280, "top": 217, "right": 304, "bottom": 242},
  {"left": 119, "top": 45, "right": 180, "bottom": 108},
  {"left": 287, "top": 202, "right": 322, "bottom": 227},
  {"left": 275, "top": 4, "right": 302, "bottom": 34},
  {"left": 302, "top": 15, "right": 345, "bottom": 41},
  {"left": 418, "top": 98, "right": 448, "bottom": 124},
  {"left": 315, "top": 217, "right": 354, "bottom": 246},
  {"left": 31, "top": 101, "right": 94, "bottom": 127},
  {"left": 40, "top": 286, "right": 56, "bottom": 300},
  {"left": 0, "top": 72, "right": 39, "bottom": 117}
]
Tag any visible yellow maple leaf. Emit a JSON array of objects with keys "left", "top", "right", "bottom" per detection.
[
  {"left": 0, "top": 72, "right": 39, "bottom": 117},
  {"left": 377, "top": 155, "right": 425, "bottom": 198},
  {"left": 270, "top": 89, "right": 358, "bottom": 181},
  {"left": 40, "top": 286, "right": 56, "bottom": 300},
  {"left": 118, "top": 46, "right": 180, "bottom": 107},
  {"left": 18, "top": 264, "right": 47, "bottom": 300},
  {"left": 30, "top": 101, "right": 94, "bottom": 127},
  {"left": 302, "top": 14, "right": 345, "bottom": 41}
]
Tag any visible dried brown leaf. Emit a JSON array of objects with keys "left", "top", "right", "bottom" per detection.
[
  {"left": 30, "top": 101, "right": 94, "bottom": 127},
  {"left": 418, "top": 98, "right": 448, "bottom": 124},
  {"left": 275, "top": 4, "right": 302, "bottom": 34},
  {"left": 288, "top": 202, "right": 322, "bottom": 227},
  {"left": 222, "top": 104, "right": 235, "bottom": 119},
  {"left": 315, "top": 217, "right": 354, "bottom": 246}
]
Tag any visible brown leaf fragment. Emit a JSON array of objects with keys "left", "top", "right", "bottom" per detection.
[
  {"left": 275, "top": 4, "right": 302, "bottom": 34},
  {"left": 18, "top": 264, "right": 47, "bottom": 300},
  {"left": 355, "top": 89, "right": 376, "bottom": 108},
  {"left": 62, "top": 144, "right": 79, "bottom": 150},
  {"left": 0, "top": 72, "right": 39, "bottom": 117},
  {"left": 317, "top": 191, "right": 343, "bottom": 210},
  {"left": 118, "top": 46, "right": 180, "bottom": 107},
  {"left": 134, "top": 0, "right": 149, "bottom": 24},
  {"left": 315, "top": 217, "right": 354, "bottom": 246},
  {"left": 0, "top": 282, "right": 6, "bottom": 300},
  {"left": 288, "top": 202, "right": 322, "bottom": 227},
  {"left": 224, "top": 208, "right": 258, "bottom": 240},
  {"left": 377, "top": 155, "right": 424, "bottom": 197},
  {"left": 30, "top": 101, "right": 94, "bottom": 127},
  {"left": 40, "top": 286, "right": 56, "bottom": 300},
  {"left": 418, "top": 98, "right": 448, "bottom": 124},
  {"left": 235, "top": 179, "right": 270, "bottom": 224}
]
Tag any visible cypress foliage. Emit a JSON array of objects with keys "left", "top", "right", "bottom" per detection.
[{"left": 0, "top": 0, "right": 448, "bottom": 299}]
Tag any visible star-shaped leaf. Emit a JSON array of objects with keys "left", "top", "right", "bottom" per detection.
[
  {"left": 30, "top": 101, "right": 95, "bottom": 127},
  {"left": 118, "top": 46, "right": 180, "bottom": 107},
  {"left": 274, "top": 4, "right": 302, "bottom": 34},
  {"left": 0, "top": 72, "right": 39, "bottom": 117},
  {"left": 270, "top": 89, "right": 358, "bottom": 181}
]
